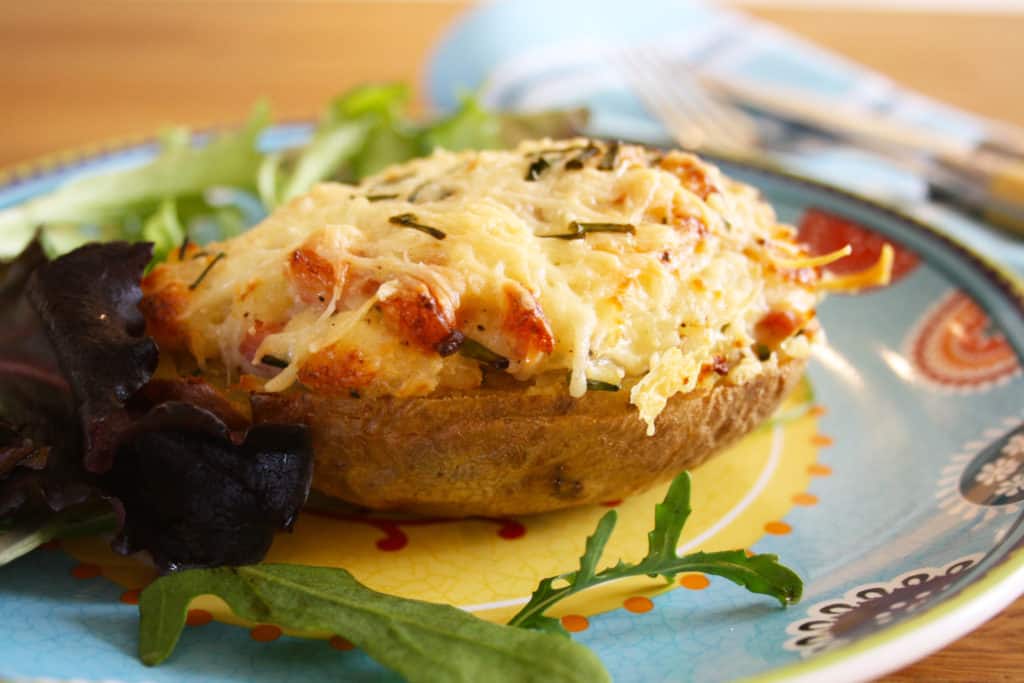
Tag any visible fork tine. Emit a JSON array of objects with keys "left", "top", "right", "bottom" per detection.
[
  {"left": 613, "top": 45, "right": 760, "bottom": 155},
  {"left": 616, "top": 49, "right": 707, "bottom": 149},
  {"left": 638, "top": 47, "right": 759, "bottom": 150},
  {"left": 629, "top": 47, "right": 757, "bottom": 153}
]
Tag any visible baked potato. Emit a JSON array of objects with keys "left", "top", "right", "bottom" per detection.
[
  {"left": 250, "top": 359, "right": 805, "bottom": 516},
  {"left": 140, "top": 139, "right": 853, "bottom": 516}
]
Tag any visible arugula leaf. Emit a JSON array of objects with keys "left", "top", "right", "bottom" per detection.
[
  {"left": 507, "top": 472, "right": 803, "bottom": 632},
  {"left": 0, "top": 103, "right": 269, "bottom": 259},
  {"left": 641, "top": 470, "right": 692, "bottom": 577},
  {"left": 139, "top": 564, "right": 610, "bottom": 683}
]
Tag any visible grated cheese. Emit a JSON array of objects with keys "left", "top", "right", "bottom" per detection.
[{"left": 141, "top": 139, "right": 831, "bottom": 433}]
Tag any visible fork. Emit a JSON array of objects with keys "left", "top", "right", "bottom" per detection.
[
  {"left": 612, "top": 44, "right": 1024, "bottom": 232},
  {"left": 611, "top": 45, "right": 763, "bottom": 157}
]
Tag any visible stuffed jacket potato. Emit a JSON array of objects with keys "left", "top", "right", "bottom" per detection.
[{"left": 140, "top": 139, "right": 865, "bottom": 516}]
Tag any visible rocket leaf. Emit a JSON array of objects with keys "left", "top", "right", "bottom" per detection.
[
  {"left": 139, "top": 564, "right": 610, "bottom": 683},
  {"left": 507, "top": 472, "right": 803, "bottom": 633}
]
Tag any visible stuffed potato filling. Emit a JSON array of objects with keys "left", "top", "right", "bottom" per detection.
[{"left": 141, "top": 139, "right": 851, "bottom": 434}]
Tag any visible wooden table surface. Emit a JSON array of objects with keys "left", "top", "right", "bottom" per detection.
[{"left": 3, "top": 2, "right": 1023, "bottom": 680}]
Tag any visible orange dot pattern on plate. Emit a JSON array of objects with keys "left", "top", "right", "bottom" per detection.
[
  {"left": 808, "top": 463, "right": 832, "bottom": 476},
  {"left": 792, "top": 492, "right": 819, "bottom": 506},
  {"left": 561, "top": 614, "right": 590, "bottom": 632},
  {"left": 808, "top": 405, "right": 827, "bottom": 417},
  {"left": 623, "top": 596, "right": 654, "bottom": 613},
  {"left": 764, "top": 521, "right": 792, "bottom": 535},
  {"left": 119, "top": 589, "right": 141, "bottom": 605},
  {"left": 329, "top": 636, "right": 355, "bottom": 651},
  {"left": 250, "top": 624, "right": 282, "bottom": 642},
  {"left": 810, "top": 434, "right": 834, "bottom": 446},
  {"left": 679, "top": 573, "right": 710, "bottom": 590},
  {"left": 186, "top": 609, "right": 213, "bottom": 627},
  {"left": 71, "top": 563, "right": 101, "bottom": 580}
]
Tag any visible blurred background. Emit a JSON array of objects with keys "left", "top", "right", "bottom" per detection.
[{"left": 2, "top": 0, "right": 1023, "bottom": 166}]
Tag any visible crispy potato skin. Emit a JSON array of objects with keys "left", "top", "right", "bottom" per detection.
[{"left": 251, "top": 358, "right": 806, "bottom": 517}]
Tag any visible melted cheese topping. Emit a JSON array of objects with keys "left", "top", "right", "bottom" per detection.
[{"left": 141, "top": 139, "right": 828, "bottom": 434}]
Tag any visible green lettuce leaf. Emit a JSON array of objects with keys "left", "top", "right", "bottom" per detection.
[{"left": 0, "top": 103, "right": 269, "bottom": 259}]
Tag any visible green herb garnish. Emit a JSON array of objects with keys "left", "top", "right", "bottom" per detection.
[
  {"left": 138, "top": 564, "right": 609, "bottom": 683},
  {"left": 541, "top": 221, "right": 636, "bottom": 240},
  {"left": 365, "top": 193, "right": 399, "bottom": 202},
  {"left": 755, "top": 344, "right": 772, "bottom": 361},
  {"left": 188, "top": 252, "right": 226, "bottom": 290},
  {"left": 525, "top": 157, "right": 550, "bottom": 181},
  {"left": 507, "top": 473, "right": 803, "bottom": 633},
  {"left": 459, "top": 338, "right": 509, "bottom": 369},
  {"left": 407, "top": 180, "right": 454, "bottom": 203},
  {"left": 177, "top": 235, "right": 191, "bottom": 260},
  {"left": 564, "top": 143, "right": 600, "bottom": 170},
  {"left": 597, "top": 141, "right": 619, "bottom": 170},
  {"left": 388, "top": 213, "right": 446, "bottom": 240},
  {"left": 585, "top": 378, "right": 620, "bottom": 392},
  {"left": 259, "top": 354, "right": 290, "bottom": 369}
]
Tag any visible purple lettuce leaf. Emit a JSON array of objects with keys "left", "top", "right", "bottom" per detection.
[{"left": 0, "top": 239, "right": 314, "bottom": 570}]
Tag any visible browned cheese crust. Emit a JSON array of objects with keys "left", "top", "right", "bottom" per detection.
[{"left": 252, "top": 358, "right": 805, "bottom": 517}]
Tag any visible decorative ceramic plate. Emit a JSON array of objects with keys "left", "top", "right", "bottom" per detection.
[{"left": 2, "top": 128, "right": 1023, "bottom": 683}]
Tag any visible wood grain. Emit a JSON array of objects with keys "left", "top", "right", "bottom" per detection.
[{"left": 1, "top": 2, "right": 1021, "bottom": 680}]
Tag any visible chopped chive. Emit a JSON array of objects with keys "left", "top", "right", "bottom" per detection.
[
  {"left": 540, "top": 221, "right": 636, "bottom": 240},
  {"left": 188, "top": 252, "right": 225, "bottom": 290},
  {"left": 530, "top": 144, "right": 588, "bottom": 157},
  {"left": 366, "top": 193, "right": 399, "bottom": 202},
  {"left": 191, "top": 250, "right": 210, "bottom": 260},
  {"left": 525, "top": 157, "right": 550, "bottom": 181},
  {"left": 585, "top": 378, "right": 620, "bottom": 392},
  {"left": 177, "top": 235, "right": 191, "bottom": 260},
  {"left": 565, "top": 144, "right": 600, "bottom": 170},
  {"left": 407, "top": 182, "right": 454, "bottom": 203},
  {"left": 407, "top": 180, "right": 430, "bottom": 202},
  {"left": 598, "top": 141, "right": 620, "bottom": 170},
  {"left": 755, "top": 344, "right": 772, "bottom": 361},
  {"left": 435, "top": 330, "right": 465, "bottom": 357},
  {"left": 388, "top": 213, "right": 446, "bottom": 240},
  {"left": 259, "top": 354, "right": 290, "bottom": 369},
  {"left": 459, "top": 338, "right": 510, "bottom": 370}
]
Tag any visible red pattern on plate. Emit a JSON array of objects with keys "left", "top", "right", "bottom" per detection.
[
  {"left": 798, "top": 208, "right": 920, "bottom": 287},
  {"left": 906, "top": 290, "right": 1020, "bottom": 390},
  {"left": 305, "top": 508, "right": 526, "bottom": 551}
]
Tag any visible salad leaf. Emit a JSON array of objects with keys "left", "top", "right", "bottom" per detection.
[
  {"left": 107, "top": 405, "right": 313, "bottom": 571},
  {"left": 422, "top": 96, "right": 503, "bottom": 152},
  {"left": 139, "top": 564, "right": 610, "bottom": 683},
  {"left": 140, "top": 199, "right": 186, "bottom": 264},
  {"left": 0, "top": 503, "right": 116, "bottom": 567},
  {"left": 0, "top": 239, "right": 313, "bottom": 570},
  {"left": 277, "top": 121, "right": 370, "bottom": 203},
  {"left": 0, "top": 103, "right": 269, "bottom": 259},
  {"left": 507, "top": 472, "right": 803, "bottom": 633}
]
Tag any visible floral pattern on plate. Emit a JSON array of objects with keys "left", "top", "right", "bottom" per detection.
[
  {"left": 784, "top": 555, "right": 983, "bottom": 657},
  {"left": 904, "top": 290, "right": 1021, "bottom": 393}
]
